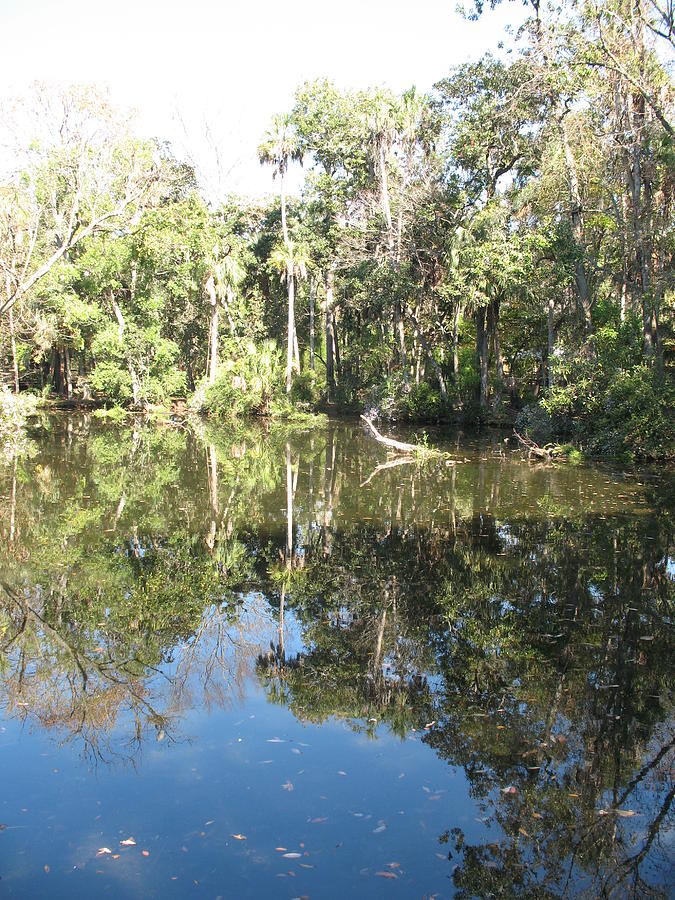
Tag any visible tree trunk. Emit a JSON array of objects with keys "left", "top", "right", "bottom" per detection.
[
  {"left": 64, "top": 345, "right": 72, "bottom": 399},
  {"left": 8, "top": 305, "right": 19, "bottom": 394},
  {"left": 325, "top": 269, "right": 335, "bottom": 399},
  {"left": 560, "top": 116, "right": 592, "bottom": 334},
  {"left": 476, "top": 306, "right": 489, "bottom": 408},
  {"left": 406, "top": 307, "right": 447, "bottom": 397},
  {"left": 286, "top": 269, "right": 295, "bottom": 394},
  {"left": 206, "top": 276, "right": 219, "bottom": 386},
  {"left": 110, "top": 292, "right": 141, "bottom": 406},
  {"left": 309, "top": 276, "right": 315, "bottom": 371},
  {"left": 547, "top": 296, "right": 555, "bottom": 390}
]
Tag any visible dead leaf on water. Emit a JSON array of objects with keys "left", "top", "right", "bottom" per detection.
[
  {"left": 373, "top": 824, "right": 387, "bottom": 834},
  {"left": 617, "top": 810, "right": 637, "bottom": 818},
  {"left": 282, "top": 781, "right": 294, "bottom": 792},
  {"left": 96, "top": 848, "right": 112, "bottom": 857},
  {"left": 142, "top": 850, "right": 150, "bottom": 857},
  {"left": 283, "top": 852, "right": 302, "bottom": 858},
  {"left": 231, "top": 834, "right": 247, "bottom": 841},
  {"left": 275, "top": 847, "right": 287, "bottom": 852},
  {"left": 376, "top": 870, "right": 398, "bottom": 879},
  {"left": 502, "top": 786, "right": 517, "bottom": 795},
  {"left": 120, "top": 838, "right": 136, "bottom": 846}
]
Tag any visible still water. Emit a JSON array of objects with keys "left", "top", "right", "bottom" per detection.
[{"left": 0, "top": 415, "right": 673, "bottom": 898}]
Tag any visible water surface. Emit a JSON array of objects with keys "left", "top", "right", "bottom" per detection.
[{"left": 0, "top": 416, "right": 673, "bottom": 898}]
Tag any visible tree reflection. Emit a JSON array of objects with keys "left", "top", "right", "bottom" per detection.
[{"left": 0, "top": 415, "right": 672, "bottom": 892}]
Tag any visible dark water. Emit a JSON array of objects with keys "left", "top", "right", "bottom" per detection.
[{"left": 0, "top": 415, "right": 673, "bottom": 898}]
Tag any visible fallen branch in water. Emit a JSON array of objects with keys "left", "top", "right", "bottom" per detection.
[
  {"left": 360, "top": 456, "right": 416, "bottom": 487},
  {"left": 360, "top": 415, "right": 420, "bottom": 453},
  {"left": 513, "top": 430, "right": 552, "bottom": 461}
]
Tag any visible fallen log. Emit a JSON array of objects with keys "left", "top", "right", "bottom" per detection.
[
  {"left": 360, "top": 415, "right": 419, "bottom": 453},
  {"left": 513, "top": 430, "right": 552, "bottom": 461}
]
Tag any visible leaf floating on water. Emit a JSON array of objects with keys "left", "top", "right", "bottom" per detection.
[
  {"left": 282, "top": 781, "right": 294, "bottom": 792},
  {"left": 299, "top": 863, "right": 315, "bottom": 869},
  {"left": 112, "top": 855, "right": 120, "bottom": 859},
  {"left": 275, "top": 847, "right": 287, "bottom": 852},
  {"left": 142, "top": 850, "right": 150, "bottom": 857},
  {"left": 532, "top": 812, "right": 543, "bottom": 820},
  {"left": 267, "top": 738, "right": 286, "bottom": 743},
  {"left": 120, "top": 838, "right": 136, "bottom": 846},
  {"left": 311, "top": 817, "right": 328, "bottom": 824},
  {"left": 424, "top": 721, "right": 437, "bottom": 730},
  {"left": 387, "top": 862, "right": 401, "bottom": 868},
  {"left": 96, "top": 848, "right": 112, "bottom": 857},
  {"left": 205, "top": 820, "right": 215, "bottom": 826},
  {"left": 291, "top": 748, "right": 302, "bottom": 755},
  {"left": 519, "top": 828, "right": 529, "bottom": 837},
  {"left": 502, "top": 786, "right": 517, "bottom": 795},
  {"left": 617, "top": 809, "right": 637, "bottom": 818},
  {"left": 44, "top": 865, "right": 50, "bottom": 874},
  {"left": 231, "top": 834, "right": 247, "bottom": 841},
  {"left": 376, "top": 870, "right": 398, "bottom": 879},
  {"left": 373, "top": 824, "right": 387, "bottom": 834},
  {"left": 337, "top": 771, "right": 347, "bottom": 776},
  {"left": 283, "top": 852, "right": 302, "bottom": 859}
]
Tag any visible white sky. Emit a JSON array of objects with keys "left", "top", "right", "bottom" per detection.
[{"left": 0, "top": 0, "right": 523, "bottom": 198}]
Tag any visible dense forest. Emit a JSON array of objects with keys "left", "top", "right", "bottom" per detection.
[{"left": 1, "top": 0, "right": 674, "bottom": 459}]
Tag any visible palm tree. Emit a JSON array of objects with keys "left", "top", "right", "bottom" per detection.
[
  {"left": 205, "top": 241, "right": 244, "bottom": 385},
  {"left": 258, "top": 114, "right": 302, "bottom": 394},
  {"left": 269, "top": 240, "right": 310, "bottom": 393}
]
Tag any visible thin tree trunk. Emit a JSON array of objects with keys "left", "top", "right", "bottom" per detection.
[
  {"left": 64, "top": 345, "right": 72, "bottom": 399},
  {"left": 205, "top": 275, "right": 219, "bottom": 386},
  {"left": 560, "top": 116, "right": 592, "bottom": 334},
  {"left": 547, "top": 296, "right": 555, "bottom": 390},
  {"left": 476, "top": 306, "right": 489, "bottom": 409},
  {"left": 9, "top": 306, "right": 19, "bottom": 394},
  {"left": 286, "top": 271, "right": 295, "bottom": 394},
  {"left": 110, "top": 292, "right": 140, "bottom": 406},
  {"left": 325, "top": 269, "right": 335, "bottom": 399},
  {"left": 309, "top": 276, "right": 315, "bottom": 371}
]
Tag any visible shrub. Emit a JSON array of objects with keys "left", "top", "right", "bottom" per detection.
[{"left": 197, "top": 340, "right": 283, "bottom": 420}]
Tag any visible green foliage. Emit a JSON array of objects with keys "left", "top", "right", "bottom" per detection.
[
  {"left": 199, "top": 340, "right": 283, "bottom": 420},
  {"left": 540, "top": 326, "right": 674, "bottom": 460}
]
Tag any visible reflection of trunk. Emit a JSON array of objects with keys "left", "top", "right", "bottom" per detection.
[
  {"left": 285, "top": 442, "right": 293, "bottom": 560},
  {"left": 207, "top": 444, "right": 218, "bottom": 516},
  {"left": 322, "top": 429, "right": 335, "bottom": 557},
  {"left": 373, "top": 586, "right": 390, "bottom": 674},
  {"left": 278, "top": 580, "right": 286, "bottom": 663},
  {"left": 9, "top": 454, "right": 17, "bottom": 546}
]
